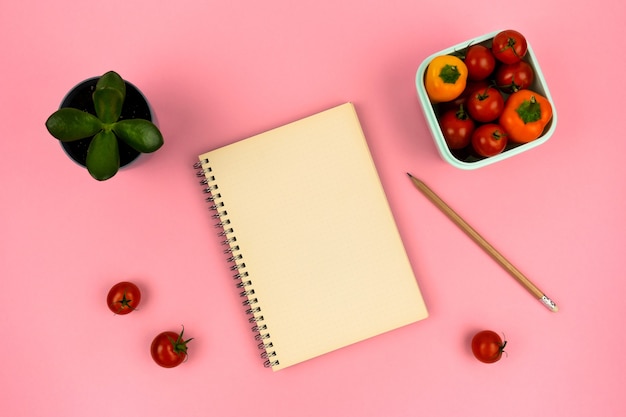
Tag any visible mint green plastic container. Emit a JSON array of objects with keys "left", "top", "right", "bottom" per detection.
[{"left": 415, "top": 31, "right": 557, "bottom": 169}]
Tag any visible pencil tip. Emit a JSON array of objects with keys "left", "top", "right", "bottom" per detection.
[
  {"left": 540, "top": 295, "right": 559, "bottom": 312},
  {"left": 407, "top": 172, "right": 413, "bottom": 178}
]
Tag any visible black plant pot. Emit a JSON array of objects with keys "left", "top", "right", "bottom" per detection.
[{"left": 59, "top": 77, "right": 154, "bottom": 168}]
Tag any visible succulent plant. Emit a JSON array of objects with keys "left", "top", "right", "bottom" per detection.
[{"left": 45, "top": 71, "right": 163, "bottom": 181}]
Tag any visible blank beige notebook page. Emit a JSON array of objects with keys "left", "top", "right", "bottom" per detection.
[{"left": 198, "top": 103, "right": 428, "bottom": 371}]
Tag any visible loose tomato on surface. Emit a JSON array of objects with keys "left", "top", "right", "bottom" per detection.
[
  {"left": 471, "top": 330, "right": 507, "bottom": 363},
  {"left": 495, "top": 61, "right": 534, "bottom": 93},
  {"left": 492, "top": 30, "right": 527, "bottom": 64},
  {"left": 150, "top": 326, "right": 193, "bottom": 368},
  {"left": 466, "top": 86, "right": 505, "bottom": 123},
  {"left": 107, "top": 281, "right": 141, "bottom": 315},
  {"left": 425, "top": 55, "right": 468, "bottom": 102},
  {"left": 499, "top": 89, "right": 553, "bottom": 143},
  {"left": 439, "top": 105, "right": 475, "bottom": 150},
  {"left": 464, "top": 44, "right": 496, "bottom": 81},
  {"left": 471, "top": 124, "right": 508, "bottom": 157}
]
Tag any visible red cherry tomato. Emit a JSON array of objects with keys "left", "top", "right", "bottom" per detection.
[
  {"left": 439, "top": 106, "right": 475, "bottom": 150},
  {"left": 107, "top": 281, "right": 141, "bottom": 315},
  {"left": 466, "top": 86, "right": 505, "bottom": 123},
  {"left": 495, "top": 61, "right": 535, "bottom": 93},
  {"left": 437, "top": 80, "right": 490, "bottom": 114},
  {"left": 464, "top": 45, "right": 496, "bottom": 81},
  {"left": 471, "top": 124, "right": 508, "bottom": 157},
  {"left": 150, "top": 326, "right": 193, "bottom": 368},
  {"left": 492, "top": 30, "right": 528, "bottom": 64},
  {"left": 471, "top": 330, "right": 507, "bottom": 363}
]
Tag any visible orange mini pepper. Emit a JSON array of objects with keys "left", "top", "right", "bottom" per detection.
[
  {"left": 425, "top": 55, "right": 468, "bottom": 103},
  {"left": 499, "top": 90, "right": 553, "bottom": 143}
]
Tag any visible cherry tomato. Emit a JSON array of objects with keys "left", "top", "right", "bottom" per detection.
[
  {"left": 107, "top": 281, "right": 141, "bottom": 315},
  {"left": 471, "top": 124, "right": 508, "bottom": 157},
  {"left": 464, "top": 45, "right": 496, "bottom": 81},
  {"left": 471, "top": 330, "right": 507, "bottom": 363},
  {"left": 437, "top": 80, "right": 490, "bottom": 114},
  {"left": 492, "top": 30, "right": 527, "bottom": 64},
  {"left": 466, "top": 86, "right": 505, "bottom": 123},
  {"left": 495, "top": 61, "right": 534, "bottom": 93},
  {"left": 150, "top": 326, "right": 193, "bottom": 368},
  {"left": 439, "top": 106, "right": 475, "bottom": 150}
]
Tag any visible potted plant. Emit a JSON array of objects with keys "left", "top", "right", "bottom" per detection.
[{"left": 45, "top": 71, "right": 163, "bottom": 181}]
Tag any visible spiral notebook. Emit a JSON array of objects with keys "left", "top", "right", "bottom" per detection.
[{"left": 195, "top": 103, "right": 428, "bottom": 371}]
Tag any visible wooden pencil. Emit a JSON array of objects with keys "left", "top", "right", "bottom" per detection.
[{"left": 407, "top": 173, "right": 558, "bottom": 312}]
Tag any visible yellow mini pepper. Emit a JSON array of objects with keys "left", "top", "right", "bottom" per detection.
[{"left": 425, "top": 55, "right": 468, "bottom": 103}]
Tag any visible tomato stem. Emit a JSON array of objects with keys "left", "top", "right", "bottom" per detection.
[
  {"left": 111, "top": 290, "right": 137, "bottom": 314},
  {"left": 475, "top": 83, "right": 498, "bottom": 100},
  {"left": 455, "top": 104, "right": 470, "bottom": 120},
  {"left": 492, "top": 129, "right": 507, "bottom": 141},
  {"left": 497, "top": 76, "right": 521, "bottom": 93},
  {"left": 498, "top": 36, "right": 521, "bottom": 59},
  {"left": 500, "top": 333, "right": 508, "bottom": 357},
  {"left": 168, "top": 325, "right": 194, "bottom": 357}
]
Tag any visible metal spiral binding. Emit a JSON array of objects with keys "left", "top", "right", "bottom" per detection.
[{"left": 194, "top": 158, "right": 279, "bottom": 368}]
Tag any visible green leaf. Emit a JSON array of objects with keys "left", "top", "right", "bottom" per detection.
[
  {"left": 45, "top": 108, "right": 102, "bottom": 141},
  {"left": 113, "top": 119, "right": 164, "bottom": 153},
  {"left": 96, "top": 71, "right": 126, "bottom": 98},
  {"left": 86, "top": 130, "right": 120, "bottom": 181},
  {"left": 93, "top": 87, "right": 124, "bottom": 124}
]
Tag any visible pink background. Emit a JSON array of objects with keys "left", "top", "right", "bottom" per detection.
[{"left": 2, "top": 1, "right": 625, "bottom": 416}]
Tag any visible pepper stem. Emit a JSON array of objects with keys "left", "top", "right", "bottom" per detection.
[
  {"left": 515, "top": 96, "right": 542, "bottom": 124},
  {"left": 439, "top": 64, "right": 461, "bottom": 84}
]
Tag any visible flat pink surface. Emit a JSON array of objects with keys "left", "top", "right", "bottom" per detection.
[{"left": 2, "top": 1, "right": 625, "bottom": 416}]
